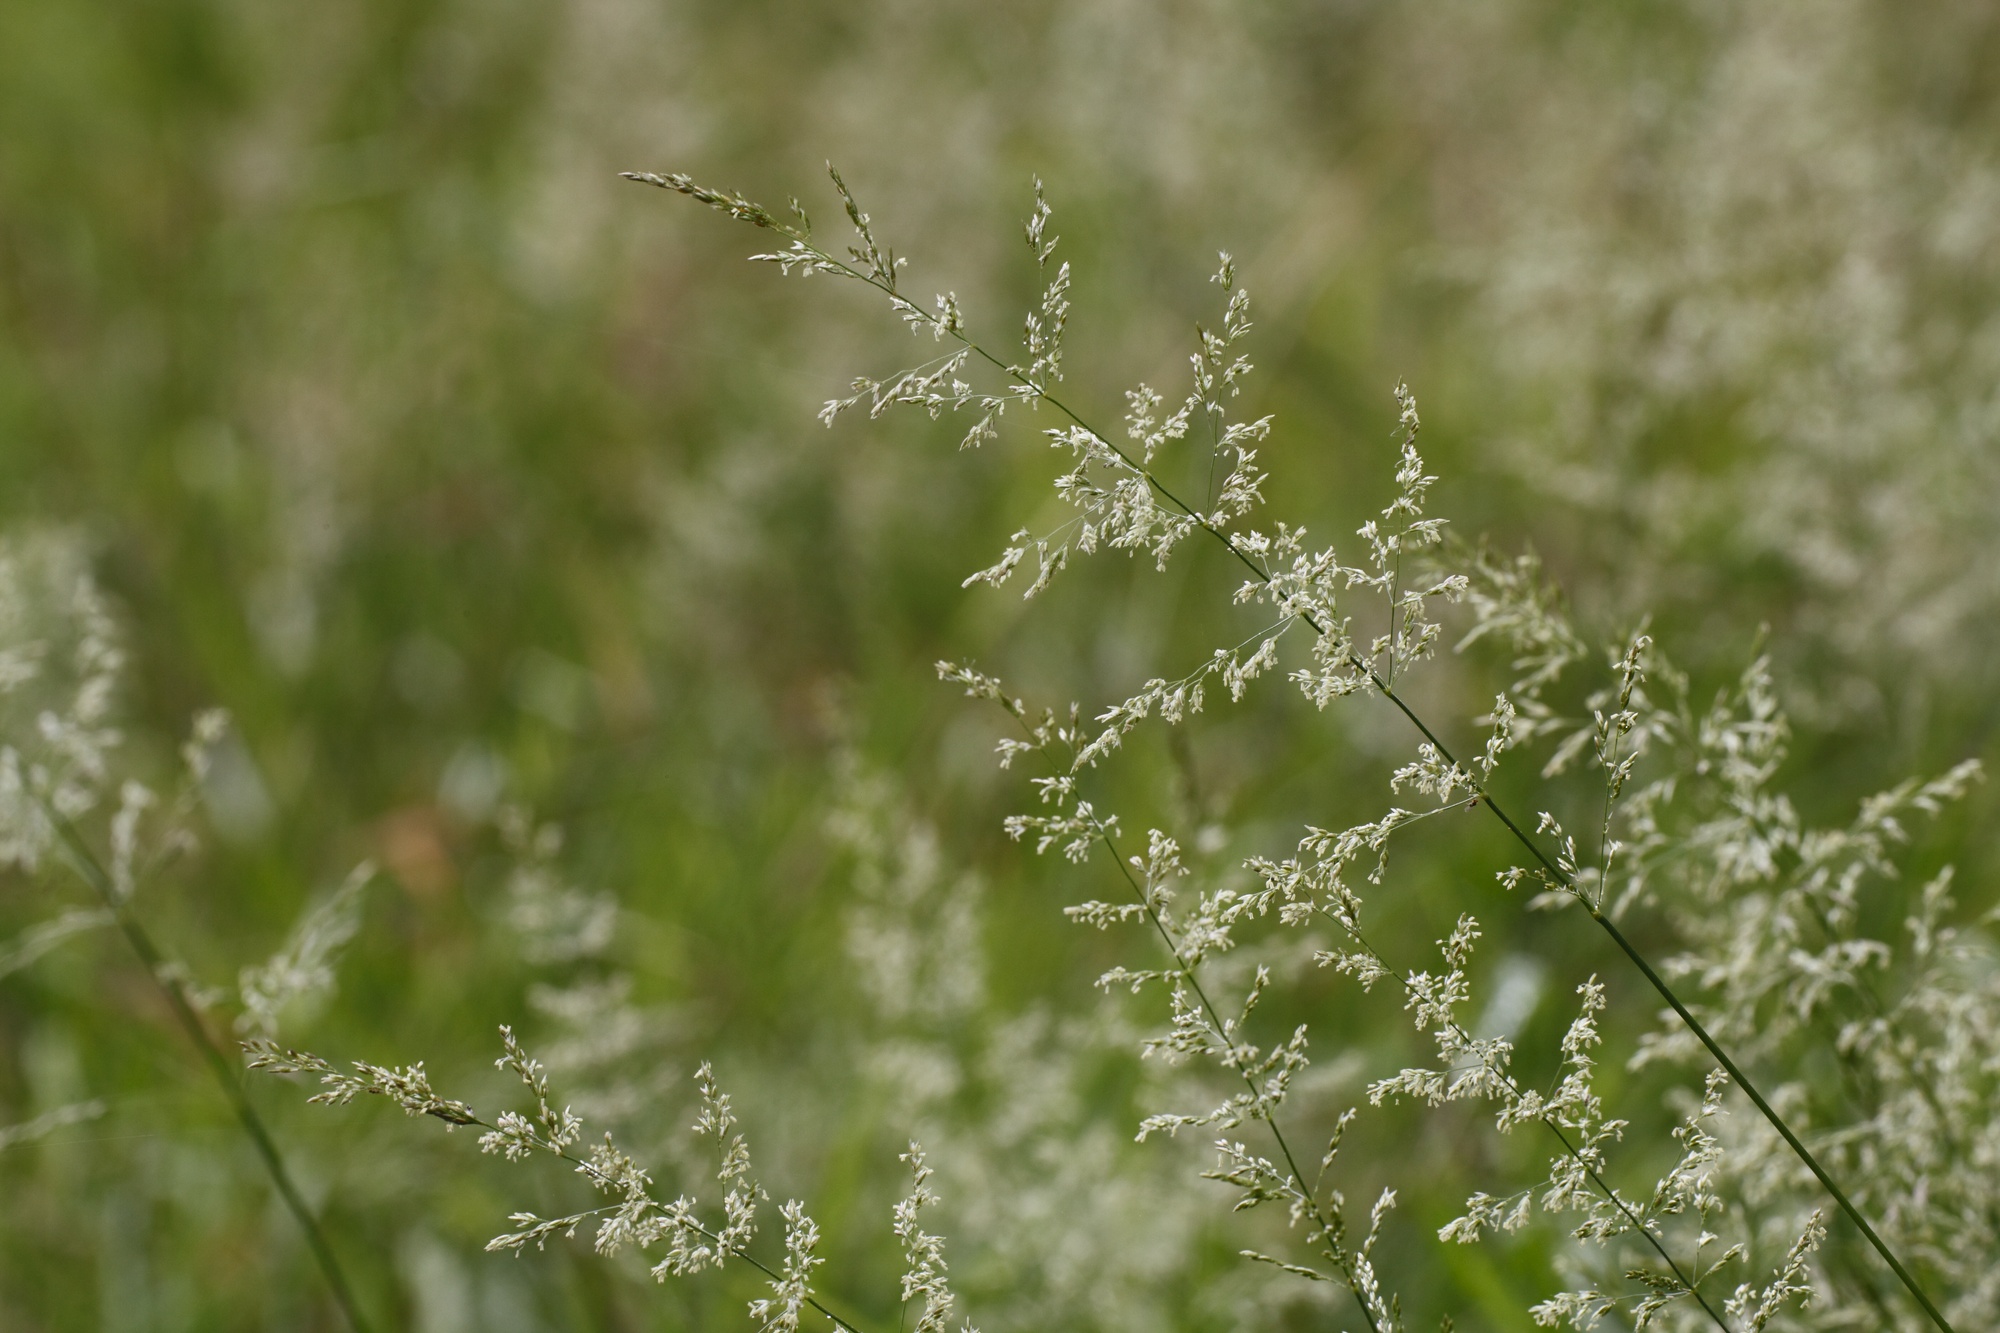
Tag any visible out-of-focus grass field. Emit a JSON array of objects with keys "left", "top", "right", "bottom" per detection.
[{"left": 3, "top": 1, "right": 1998, "bottom": 1329}]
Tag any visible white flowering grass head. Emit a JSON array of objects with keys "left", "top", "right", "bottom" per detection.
[
  {"left": 177, "top": 162, "right": 1986, "bottom": 1333},
  {"left": 237, "top": 860, "right": 375, "bottom": 1039},
  {"left": 624, "top": 166, "right": 1975, "bottom": 1331},
  {"left": 0, "top": 531, "right": 124, "bottom": 871}
]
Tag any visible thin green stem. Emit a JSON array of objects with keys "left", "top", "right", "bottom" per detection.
[
  {"left": 1588, "top": 907, "right": 1948, "bottom": 1331},
  {"left": 45, "top": 812, "right": 373, "bottom": 1333},
  {"left": 1100, "top": 831, "right": 1389, "bottom": 1333},
  {"left": 979, "top": 688, "right": 1388, "bottom": 1331},
  {"left": 1386, "top": 548, "right": 1404, "bottom": 690}
]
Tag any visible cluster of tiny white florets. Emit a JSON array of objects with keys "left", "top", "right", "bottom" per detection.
[
  {"left": 0, "top": 532, "right": 126, "bottom": 873},
  {"left": 940, "top": 630, "right": 1416, "bottom": 1326},
  {"left": 236, "top": 860, "right": 375, "bottom": 1039},
  {"left": 248, "top": 1024, "right": 836, "bottom": 1304},
  {"left": 894, "top": 1144, "right": 971, "bottom": 1333}
]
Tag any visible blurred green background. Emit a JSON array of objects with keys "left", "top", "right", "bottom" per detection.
[{"left": 3, "top": 0, "right": 1999, "bottom": 1328}]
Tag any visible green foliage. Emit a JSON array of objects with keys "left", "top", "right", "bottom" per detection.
[{"left": 2, "top": 1, "right": 1998, "bottom": 1330}]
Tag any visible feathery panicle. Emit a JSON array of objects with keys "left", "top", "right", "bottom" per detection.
[
  {"left": 231, "top": 163, "right": 1984, "bottom": 1333},
  {"left": 237, "top": 861, "right": 374, "bottom": 1039}
]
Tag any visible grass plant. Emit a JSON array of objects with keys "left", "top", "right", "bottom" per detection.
[{"left": 231, "top": 170, "right": 1988, "bottom": 1330}]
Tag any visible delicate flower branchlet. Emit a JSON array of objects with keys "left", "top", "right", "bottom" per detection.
[
  {"left": 946, "top": 641, "right": 1444, "bottom": 1331},
  {"left": 1390, "top": 744, "right": 1475, "bottom": 804},
  {"left": 1455, "top": 545, "right": 1589, "bottom": 722},
  {"left": 1209, "top": 1110, "right": 1401, "bottom": 1333},
  {"left": 1077, "top": 625, "right": 1291, "bottom": 769},
  {"left": 685, "top": 1059, "right": 761, "bottom": 1264},
  {"left": 252, "top": 1033, "right": 878, "bottom": 1333},
  {"left": 939, "top": 653, "right": 1409, "bottom": 1327},
  {"left": 243, "top": 1041, "right": 479, "bottom": 1127},
  {"left": 485, "top": 1026, "right": 586, "bottom": 1161},
  {"left": 1020, "top": 179, "right": 1068, "bottom": 394},
  {"left": 1477, "top": 695, "right": 1517, "bottom": 783},
  {"left": 1724, "top": 1211, "right": 1824, "bottom": 1332},
  {"left": 959, "top": 674, "right": 1411, "bottom": 1328},
  {"left": 634, "top": 167, "right": 1280, "bottom": 603},
  {"left": 237, "top": 861, "right": 374, "bottom": 1039},
  {"left": 748, "top": 1200, "right": 825, "bottom": 1333},
  {"left": 1228, "top": 384, "right": 1467, "bottom": 703},
  {"left": 894, "top": 1145, "right": 972, "bottom": 1333},
  {"left": 1367, "top": 918, "right": 1516, "bottom": 1112}
]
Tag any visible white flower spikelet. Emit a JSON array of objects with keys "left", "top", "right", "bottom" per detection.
[{"left": 894, "top": 1144, "right": 971, "bottom": 1333}]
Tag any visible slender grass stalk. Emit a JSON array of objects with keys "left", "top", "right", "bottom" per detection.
[
  {"left": 44, "top": 811, "right": 373, "bottom": 1333},
  {"left": 1102, "top": 831, "right": 1388, "bottom": 1333},
  {"left": 960, "top": 679, "right": 1394, "bottom": 1326}
]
